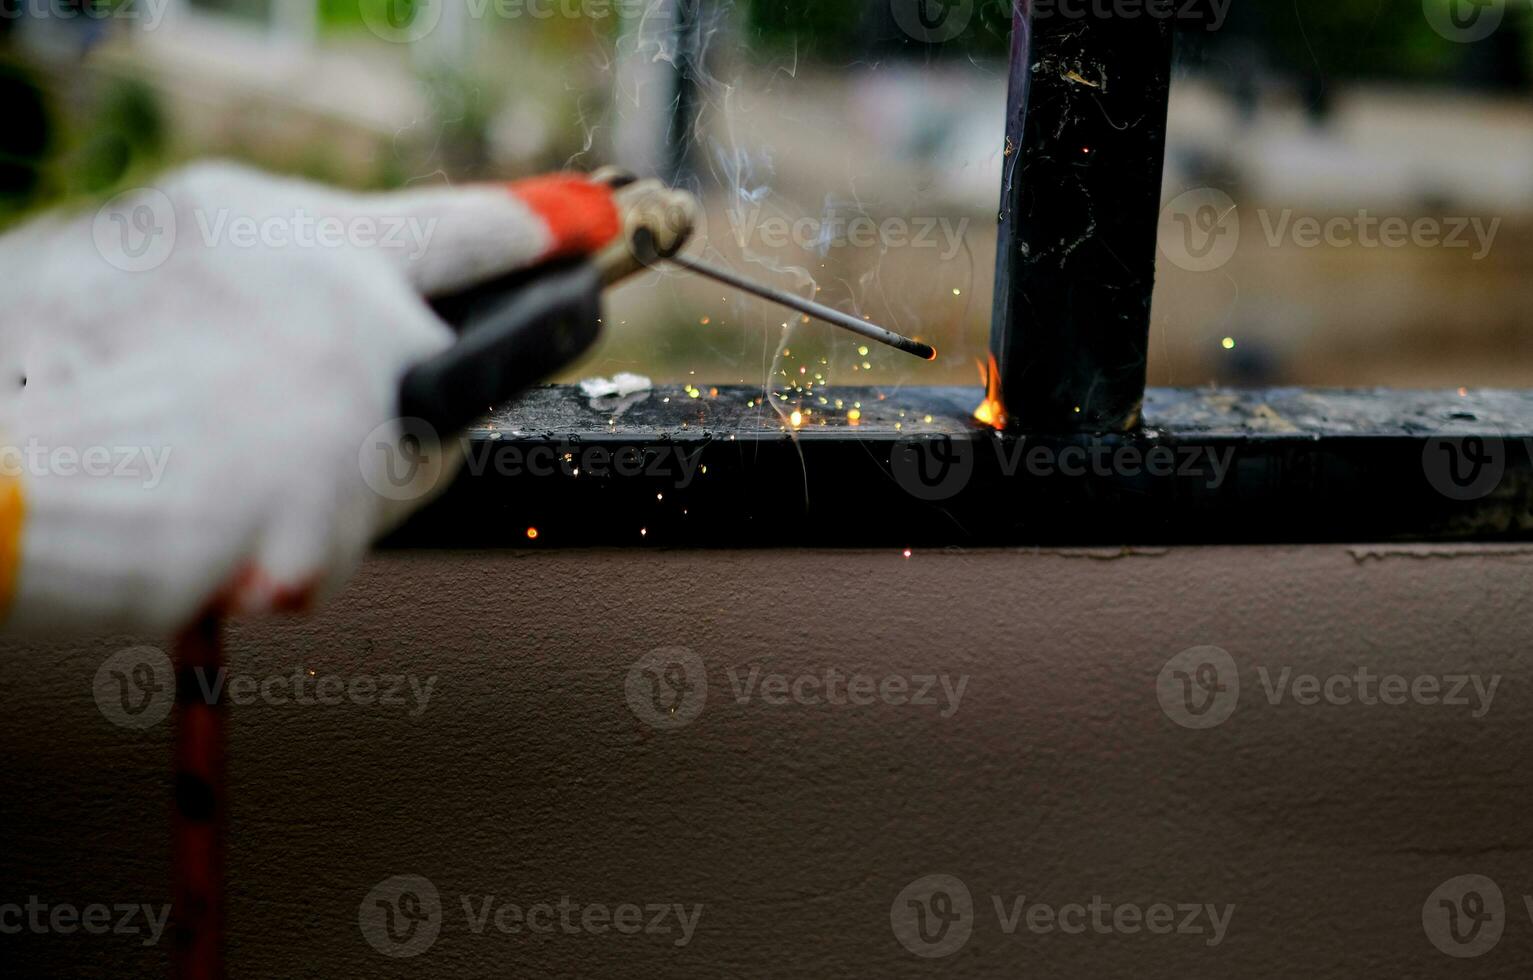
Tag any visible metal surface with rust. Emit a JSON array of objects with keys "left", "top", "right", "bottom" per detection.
[{"left": 384, "top": 385, "right": 1533, "bottom": 548}]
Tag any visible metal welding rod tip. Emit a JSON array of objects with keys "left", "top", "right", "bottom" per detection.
[{"left": 668, "top": 254, "right": 937, "bottom": 361}]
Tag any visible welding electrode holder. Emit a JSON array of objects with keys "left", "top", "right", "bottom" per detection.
[
  {"left": 396, "top": 172, "right": 698, "bottom": 436},
  {"left": 397, "top": 170, "right": 934, "bottom": 435}
]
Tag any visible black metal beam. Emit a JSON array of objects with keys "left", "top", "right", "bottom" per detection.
[
  {"left": 385, "top": 385, "right": 1533, "bottom": 549},
  {"left": 989, "top": 1, "right": 1174, "bottom": 431}
]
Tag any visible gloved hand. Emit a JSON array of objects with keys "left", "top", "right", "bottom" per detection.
[{"left": 0, "top": 162, "right": 620, "bottom": 636}]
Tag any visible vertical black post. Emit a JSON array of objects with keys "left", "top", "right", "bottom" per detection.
[
  {"left": 989, "top": 1, "right": 1174, "bottom": 431},
  {"left": 666, "top": 0, "right": 701, "bottom": 186}
]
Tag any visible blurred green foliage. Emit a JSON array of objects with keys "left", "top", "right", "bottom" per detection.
[
  {"left": 1194, "top": 0, "right": 1531, "bottom": 87},
  {"left": 744, "top": 0, "right": 1011, "bottom": 58},
  {"left": 0, "top": 63, "right": 168, "bottom": 221},
  {"left": 741, "top": 0, "right": 1528, "bottom": 86}
]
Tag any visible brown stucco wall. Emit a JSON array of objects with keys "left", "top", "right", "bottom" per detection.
[{"left": 3, "top": 544, "right": 1531, "bottom": 977}]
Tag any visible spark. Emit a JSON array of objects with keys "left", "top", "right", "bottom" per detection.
[
  {"left": 525, "top": 527, "right": 539, "bottom": 540},
  {"left": 1221, "top": 336, "right": 1235, "bottom": 350}
]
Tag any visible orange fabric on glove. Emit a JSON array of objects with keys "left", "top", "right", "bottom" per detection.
[
  {"left": 508, "top": 175, "right": 622, "bottom": 260},
  {"left": 0, "top": 468, "right": 22, "bottom": 621}
]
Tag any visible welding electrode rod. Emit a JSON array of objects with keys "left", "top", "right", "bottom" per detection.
[{"left": 669, "top": 254, "right": 937, "bottom": 361}]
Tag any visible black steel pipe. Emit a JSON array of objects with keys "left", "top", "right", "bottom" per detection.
[{"left": 989, "top": 1, "right": 1174, "bottom": 431}]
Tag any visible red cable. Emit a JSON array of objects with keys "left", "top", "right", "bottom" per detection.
[{"left": 172, "top": 614, "right": 225, "bottom": 979}]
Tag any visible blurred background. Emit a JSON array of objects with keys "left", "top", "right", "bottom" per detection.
[{"left": 2, "top": 0, "right": 1530, "bottom": 392}]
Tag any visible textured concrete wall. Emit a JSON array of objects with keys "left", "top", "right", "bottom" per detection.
[{"left": 3, "top": 544, "right": 1532, "bottom": 977}]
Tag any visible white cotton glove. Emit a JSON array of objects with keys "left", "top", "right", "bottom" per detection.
[{"left": 0, "top": 162, "right": 620, "bottom": 636}]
